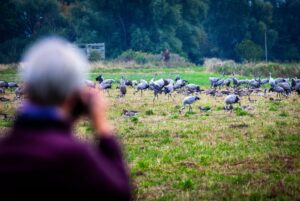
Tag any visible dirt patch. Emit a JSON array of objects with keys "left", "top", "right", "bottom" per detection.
[
  {"left": 179, "top": 161, "right": 206, "bottom": 172},
  {"left": 229, "top": 123, "right": 249, "bottom": 129},
  {"left": 269, "top": 154, "right": 299, "bottom": 173}
]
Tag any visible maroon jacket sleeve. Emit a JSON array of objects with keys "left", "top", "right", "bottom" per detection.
[{"left": 67, "top": 135, "right": 132, "bottom": 200}]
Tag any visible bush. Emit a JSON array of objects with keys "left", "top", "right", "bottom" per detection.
[
  {"left": 204, "top": 58, "right": 237, "bottom": 75},
  {"left": 145, "top": 109, "right": 154, "bottom": 115},
  {"left": 130, "top": 116, "right": 139, "bottom": 123},
  {"left": 178, "top": 179, "right": 194, "bottom": 190},
  {"left": 278, "top": 111, "right": 288, "bottom": 117},
  {"left": 205, "top": 58, "right": 300, "bottom": 78},
  {"left": 234, "top": 107, "right": 249, "bottom": 116},
  {"left": 89, "top": 50, "right": 102, "bottom": 62},
  {"left": 235, "top": 39, "right": 264, "bottom": 62},
  {"left": 116, "top": 49, "right": 194, "bottom": 67}
]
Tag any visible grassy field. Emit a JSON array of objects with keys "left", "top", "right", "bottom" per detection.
[{"left": 0, "top": 66, "right": 300, "bottom": 200}]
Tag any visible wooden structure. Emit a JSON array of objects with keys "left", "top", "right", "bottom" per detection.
[{"left": 78, "top": 43, "right": 105, "bottom": 59}]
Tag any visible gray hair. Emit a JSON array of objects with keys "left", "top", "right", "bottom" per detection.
[{"left": 20, "top": 37, "right": 88, "bottom": 105}]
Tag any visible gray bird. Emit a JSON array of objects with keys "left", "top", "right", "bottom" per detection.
[
  {"left": 163, "top": 83, "right": 174, "bottom": 100},
  {"left": 0, "top": 81, "right": 8, "bottom": 88},
  {"left": 165, "top": 78, "right": 174, "bottom": 85},
  {"left": 269, "top": 85, "right": 285, "bottom": 99},
  {"left": 232, "top": 77, "right": 239, "bottom": 87},
  {"left": 179, "top": 96, "right": 200, "bottom": 113},
  {"left": 213, "top": 79, "right": 224, "bottom": 88},
  {"left": 239, "top": 80, "right": 250, "bottom": 86},
  {"left": 0, "top": 97, "right": 10, "bottom": 102},
  {"left": 223, "top": 79, "right": 231, "bottom": 88},
  {"left": 294, "top": 83, "right": 300, "bottom": 95},
  {"left": 277, "top": 82, "right": 291, "bottom": 95},
  {"left": 152, "top": 78, "right": 168, "bottom": 88},
  {"left": 8, "top": 82, "right": 18, "bottom": 89},
  {"left": 224, "top": 94, "right": 241, "bottom": 111},
  {"left": 233, "top": 77, "right": 249, "bottom": 87},
  {"left": 260, "top": 79, "right": 269, "bottom": 85},
  {"left": 117, "top": 81, "right": 127, "bottom": 98},
  {"left": 15, "top": 86, "right": 26, "bottom": 99},
  {"left": 275, "top": 77, "right": 288, "bottom": 84},
  {"left": 121, "top": 76, "right": 133, "bottom": 87},
  {"left": 186, "top": 84, "right": 200, "bottom": 93},
  {"left": 95, "top": 75, "right": 115, "bottom": 85},
  {"left": 134, "top": 81, "right": 149, "bottom": 96},
  {"left": 151, "top": 83, "right": 164, "bottom": 101},
  {"left": 174, "top": 79, "right": 188, "bottom": 89},
  {"left": 122, "top": 109, "right": 138, "bottom": 117},
  {"left": 99, "top": 82, "right": 112, "bottom": 95},
  {"left": 209, "top": 77, "right": 220, "bottom": 88},
  {"left": 248, "top": 79, "right": 261, "bottom": 88},
  {"left": 85, "top": 80, "right": 96, "bottom": 88},
  {"left": 269, "top": 72, "right": 276, "bottom": 87}
]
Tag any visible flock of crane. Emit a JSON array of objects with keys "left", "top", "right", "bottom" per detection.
[
  {"left": 1, "top": 72, "right": 300, "bottom": 114},
  {"left": 87, "top": 73, "right": 300, "bottom": 113}
]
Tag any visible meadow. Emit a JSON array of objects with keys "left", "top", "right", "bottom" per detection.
[{"left": 0, "top": 66, "right": 300, "bottom": 200}]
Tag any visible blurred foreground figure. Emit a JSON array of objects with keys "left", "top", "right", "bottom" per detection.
[{"left": 0, "top": 38, "right": 131, "bottom": 200}]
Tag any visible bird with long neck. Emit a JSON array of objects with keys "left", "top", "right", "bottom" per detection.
[{"left": 269, "top": 72, "right": 275, "bottom": 87}]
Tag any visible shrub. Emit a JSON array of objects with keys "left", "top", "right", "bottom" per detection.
[
  {"left": 131, "top": 116, "right": 139, "bottom": 123},
  {"left": 145, "top": 109, "right": 154, "bottom": 115},
  {"left": 178, "top": 179, "right": 194, "bottom": 190},
  {"left": 137, "top": 160, "right": 149, "bottom": 169},
  {"left": 234, "top": 107, "right": 249, "bottom": 116},
  {"left": 269, "top": 106, "right": 278, "bottom": 111},
  {"left": 116, "top": 50, "right": 194, "bottom": 67},
  {"left": 205, "top": 59, "right": 300, "bottom": 78},
  {"left": 279, "top": 111, "right": 288, "bottom": 117},
  {"left": 89, "top": 50, "right": 102, "bottom": 61},
  {"left": 235, "top": 39, "right": 264, "bottom": 62},
  {"left": 275, "top": 121, "right": 287, "bottom": 126},
  {"left": 170, "top": 114, "right": 178, "bottom": 119}
]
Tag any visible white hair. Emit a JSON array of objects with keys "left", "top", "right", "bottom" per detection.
[{"left": 20, "top": 37, "right": 88, "bottom": 104}]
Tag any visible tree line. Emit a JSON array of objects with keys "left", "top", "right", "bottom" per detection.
[{"left": 0, "top": 0, "right": 299, "bottom": 64}]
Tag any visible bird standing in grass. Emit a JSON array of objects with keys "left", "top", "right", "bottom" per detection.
[
  {"left": 209, "top": 77, "right": 219, "bottom": 88},
  {"left": 186, "top": 84, "right": 201, "bottom": 93},
  {"left": 294, "top": 83, "right": 300, "bottom": 94},
  {"left": 269, "top": 85, "right": 285, "bottom": 99},
  {"left": 117, "top": 81, "right": 127, "bottom": 98},
  {"left": 179, "top": 96, "right": 200, "bottom": 113},
  {"left": 8, "top": 82, "right": 18, "bottom": 89},
  {"left": 163, "top": 83, "right": 174, "bottom": 100},
  {"left": 134, "top": 80, "right": 149, "bottom": 96},
  {"left": 85, "top": 80, "right": 96, "bottom": 88},
  {"left": 224, "top": 94, "right": 241, "bottom": 112}
]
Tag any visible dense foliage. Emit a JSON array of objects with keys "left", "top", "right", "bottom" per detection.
[{"left": 0, "top": 0, "right": 299, "bottom": 63}]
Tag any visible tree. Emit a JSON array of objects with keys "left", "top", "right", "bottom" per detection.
[
  {"left": 0, "top": 0, "right": 300, "bottom": 63},
  {"left": 235, "top": 39, "right": 264, "bottom": 61}
]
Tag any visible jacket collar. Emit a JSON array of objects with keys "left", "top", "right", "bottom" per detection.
[{"left": 13, "top": 102, "right": 72, "bottom": 134}]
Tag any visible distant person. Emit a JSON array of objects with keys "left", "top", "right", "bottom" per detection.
[
  {"left": 162, "top": 48, "right": 170, "bottom": 63},
  {"left": 0, "top": 38, "right": 131, "bottom": 200}
]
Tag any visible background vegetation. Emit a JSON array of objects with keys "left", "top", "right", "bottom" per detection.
[{"left": 1, "top": 0, "right": 300, "bottom": 64}]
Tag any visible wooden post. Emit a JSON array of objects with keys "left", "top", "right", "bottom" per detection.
[{"left": 265, "top": 30, "right": 268, "bottom": 62}]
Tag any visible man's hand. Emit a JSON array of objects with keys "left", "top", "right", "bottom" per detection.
[{"left": 79, "top": 87, "right": 113, "bottom": 137}]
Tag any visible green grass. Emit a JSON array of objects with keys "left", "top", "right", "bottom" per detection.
[
  {"left": 0, "top": 65, "right": 251, "bottom": 87},
  {"left": 0, "top": 66, "right": 300, "bottom": 200},
  {"left": 90, "top": 66, "right": 219, "bottom": 86}
]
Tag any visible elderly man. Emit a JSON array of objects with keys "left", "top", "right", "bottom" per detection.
[{"left": 0, "top": 38, "right": 131, "bottom": 200}]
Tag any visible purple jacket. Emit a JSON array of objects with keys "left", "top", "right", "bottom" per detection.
[{"left": 0, "top": 113, "right": 131, "bottom": 200}]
